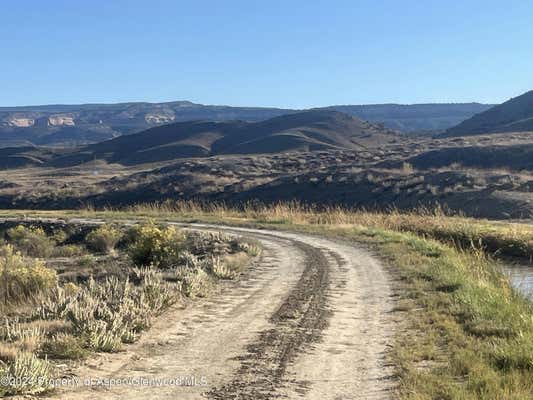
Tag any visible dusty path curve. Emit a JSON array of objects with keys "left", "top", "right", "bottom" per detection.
[{"left": 43, "top": 221, "right": 396, "bottom": 399}]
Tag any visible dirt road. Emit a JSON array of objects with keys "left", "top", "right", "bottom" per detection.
[{"left": 53, "top": 223, "right": 396, "bottom": 400}]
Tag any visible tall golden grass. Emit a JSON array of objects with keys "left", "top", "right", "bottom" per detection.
[{"left": 122, "top": 200, "right": 533, "bottom": 260}]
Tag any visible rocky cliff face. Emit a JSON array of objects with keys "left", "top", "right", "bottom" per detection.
[
  {"left": 47, "top": 115, "right": 75, "bottom": 126},
  {"left": 144, "top": 112, "right": 175, "bottom": 124},
  {"left": 5, "top": 117, "right": 35, "bottom": 127}
]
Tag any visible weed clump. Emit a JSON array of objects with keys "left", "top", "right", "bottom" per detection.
[
  {"left": 0, "top": 352, "right": 51, "bottom": 395},
  {"left": 52, "top": 244, "right": 86, "bottom": 257},
  {"left": 5, "top": 225, "right": 55, "bottom": 258},
  {"left": 40, "top": 333, "right": 88, "bottom": 360},
  {"left": 37, "top": 272, "right": 177, "bottom": 352},
  {"left": 86, "top": 224, "right": 122, "bottom": 254}
]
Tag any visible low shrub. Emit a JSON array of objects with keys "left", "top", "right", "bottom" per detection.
[
  {"left": 0, "top": 245, "right": 57, "bottom": 303},
  {"left": 67, "top": 274, "right": 176, "bottom": 351},
  {"left": 36, "top": 271, "right": 177, "bottom": 353},
  {"left": 175, "top": 266, "right": 213, "bottom": 298},
  {"left": 5, "top": 225, "right": 55, "bottom": 258},
  {"left": 185, "top": 231, "right": 261, "bottom": 257},
  {"left": 0, "top": 319, "right": 44, "bottom": 354},
  {"left": 78, "top": 254, "right": 97, "bottom": 268},
  {"left": 127, "top": 222, "right": 186, "bottom": 268},
  {"left": 127, "top": 226, "right": 258, "bottom": 295},
  {"left": 128, "top": 223, "right": 258, "bottom": 272},
  {"left": 34, "top": 285, "right": 76, "bottom": 320},
  {"left": 52, "top": 244, "right": 86, "bottom": 257},
  {"left": 236, "top": 239, "right": 262, "bottom": 257},
  {"left": 86, "top": 224, "right": 122, "bottom": 254},
  {"left": 40, "top": 333, "right": 88, "bottom": 360},
  {"left": 209, "top": 257, "right": 236, "bottom": 280},
  {"left": 216, "top": 252, "right": 250, "bottom": 278},
  {"left": 185, "top": 231, "right": 235, "bottom": 256}
]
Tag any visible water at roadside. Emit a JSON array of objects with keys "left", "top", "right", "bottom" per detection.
[{"left": 502, "top": 263, "right": 533, "bottom": 300}]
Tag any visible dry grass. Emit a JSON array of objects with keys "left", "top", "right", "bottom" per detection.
[
  {"left": 116, "top": 201, "right": 533, "bottom": 261},
  {"left": 0, "top": 342, "right": 19, "bottom": 362}
]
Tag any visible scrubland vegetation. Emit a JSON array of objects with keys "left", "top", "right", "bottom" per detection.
[
  {"left": 117, "top": 201, "right": 533, "bottom": 398},
  {"left": 0, "top": 221, "right": 259, "bottom": 396},
  {"left": 0, "top": 201, "right": 532, "bottom": 398},
  {"left": 47, "top": 200, "right": 533, "bottom": 399}
]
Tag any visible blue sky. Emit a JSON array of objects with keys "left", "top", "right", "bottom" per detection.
[{"left": 1, "top": 0, "right": 531, "bottom": 108}]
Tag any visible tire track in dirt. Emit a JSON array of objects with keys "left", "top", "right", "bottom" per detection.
[{"left": 207, "top": 241, "right": 331, "bottom": 399}]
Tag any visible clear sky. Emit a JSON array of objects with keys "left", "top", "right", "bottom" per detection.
[{"left": 1, "top": 0, "right": 531, "bottom": 108}]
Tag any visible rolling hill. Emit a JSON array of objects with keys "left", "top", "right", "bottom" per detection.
[
  {"left": 2, "top": 111, "right": 533, "bottom": 219},
  {"left": 0, "top": 101, "right": 492, "bottom": 148},
  {"left": 47, "top": 110, "right": 398, "bottom": 167},
  {"left": 444, "top": 90, "right": 533, "bottom": 136}
]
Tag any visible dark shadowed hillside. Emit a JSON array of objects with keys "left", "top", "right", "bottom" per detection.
[
  {"left": 0, "top": 146, "right": 67, "bottom": 169},
  {"left": 401, "top": 144, "right": 533, "bottom": 171},
  {"left": 444, "top": 90, "right": 533, "bottom": 136},
  {"left": 2, "top": 126, "right": 533, "bottom": 219},
  {"left": 46, "top": 110, "right": 398, "bottom": 167}
]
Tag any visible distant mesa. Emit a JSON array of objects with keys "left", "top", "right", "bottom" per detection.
[
  {"left": 0, "top": 100, "right": 493, "bottom": 148},
  {"left": 3, "top": 114, "right": 76, "bottom": 128}
]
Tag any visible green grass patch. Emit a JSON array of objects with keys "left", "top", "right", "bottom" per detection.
[{"left": 359, "top": 228, "right": 533, "bottom": 399}]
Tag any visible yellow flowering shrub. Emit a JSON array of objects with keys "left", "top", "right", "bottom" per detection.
[
  {"left": 6, "top": 225, "right": 55, "bottom": 258},
  {"left": 127, "top": 222, "right": 186, "bottom": 268},
  {"left": 0, "top": 244, "right": 57, "bottom": 303}
]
